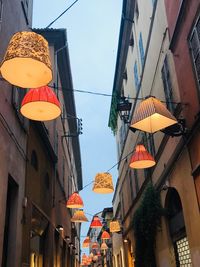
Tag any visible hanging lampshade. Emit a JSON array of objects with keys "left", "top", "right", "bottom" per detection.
[
  {"left": 20, "top": 86, "right": 61, "bottom": 121},
  {"left": 82, "top": 236, "right": 90, "bottom": 248},
  {"left": 130, "top": 96, "right": 177, "bottom": 133},
  {"left": 110, "top": 220, "right": 121, "bottom": 233},
  {"left": 93, "top": 255, "right": 98, "bottom": 262},
  {"left": 1, "top": 31, "right": 52, "bottom": 88},
  {"left": 129, "top": 144, "right": 156, "bottom": 169},
  {"left": 97, "top": 251, "right": 101, "bottom": 257},
  {"left": 92, "top": 172, "right": 114, "bottom": 194},
  {"left": 82, "top": 253, "right": 87, "bottom": 261},
  {"left": 66, "top": 192, "right": 84, "bottom": 209},
  {"left": 90, "top": 216, "right": 103, "bottom": 228},
  {"left": 101, "top": 242, "right": 108, "bottom": 250},
  {"left": 89, "top": 252, "right": 94, "bottom": 258},
  {"left": 91, "top": 242, "right": 99, "bottom": 250},
  {"left": 71, "top": 210, "right": 88, "bottom": 223},
  {"left": 101, "top": 231, "right": 110, "bottom": 240}
]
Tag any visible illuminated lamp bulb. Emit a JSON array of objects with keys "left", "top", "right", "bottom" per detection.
[
  {"left": 130, "top": 96, "right": 177, "bottom": 133},
  {"left": 129, "top": 144, "right": 156, "bottom": 169},
  {"left": 1, "top": 31, "right": 52, "bottom": 88},
  {"left": 20, "top": 86, "right": 61, "bottom": 121}
]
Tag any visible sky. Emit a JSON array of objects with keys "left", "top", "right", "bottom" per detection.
[{"left": 33, "top": 0, "right": 122, "bottom": 253}]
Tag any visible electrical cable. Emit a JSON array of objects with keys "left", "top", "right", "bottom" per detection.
[{"left": 46, "top": 0, "right": 80, "bottom": 28}]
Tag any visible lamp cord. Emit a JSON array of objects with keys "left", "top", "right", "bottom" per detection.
[{"left": 46, "top": 0, "right": 80, "bottom": 28}]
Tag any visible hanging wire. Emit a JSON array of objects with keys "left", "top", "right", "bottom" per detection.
[{"left": 46, "top": 0, "right": 80, "bottom": 28}]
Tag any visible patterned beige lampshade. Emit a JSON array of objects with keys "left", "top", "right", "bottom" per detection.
[
  {"left": 101, "top": 242, "right": 108, "bottom": 250},
  {"left": 71, "top": 210, "right": 88, "bottom": 223},
  {"left": 130, "top": 96, "right": 177, "bottom": 133},
  {"left": 110, "top": 220, "right": 121, "bottom": 233},
  {"left": 1, "top": 31, "right": 52, "bottom": 88},
  {"left": 93, "top": 172, "right": 114, "bottom": 194}
]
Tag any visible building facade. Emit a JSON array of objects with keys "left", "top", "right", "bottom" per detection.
[
  {"left": 0, "top": 1, "right": 33, "bottom": 266},
  {"left": 0, "top": 2, "right": 82, "bottom": 266},
  {"left": 109, "top": 0, "right": 200, "bottom": 266}
]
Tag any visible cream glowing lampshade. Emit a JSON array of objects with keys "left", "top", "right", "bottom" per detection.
[
  {"left": 82, "top": 236, "right": 90, "bottom": 248},
  {"left": 110, "top": 220, "right": 121, "bottom": 233},
  {"left": 66, "top": 192, "right": 84, "bottom": 209},
  {"left": 71, "top": 210, "right": 88, "bottom": 223},
  {"left": 1, "top": 31, "right": 52, "bottom": 88},
  {"left": 20, "top": 86, "right": 61, "bottom": 121},
  {"left": 93, "top": 172, "right": 114, "bottom": 194},
  {"left": 89, "top": 252, "right": 94, "bottom": 258},
  {"left": 101, "top": 231, "right": 110, "bottom": 240},
  {"left": 90, "top": 216, "right": 103, "bottom": 228},
  {"left": 93, "top": 255, "right": 98, "bottom": 262},
  {"left": 101, "top": 242, "right": 108, "bottom": 250},
  {"left": 131, "top": 96, "right": 177, "bottom": 133},
  {"left": 129, "top": 144, "right": 156, "bottom": 169}
]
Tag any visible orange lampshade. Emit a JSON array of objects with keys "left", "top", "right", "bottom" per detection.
[
  {"left": 82, "top": 236, "right": 90, "bottom": 248},
  {"left": 110, "top": 220, "right": 121, "bottom": 233},
  {"left": 101, "top": 242, "right": 108, "bottom": 250},
  {"left": 66, "top": 192, "right": 84, "bottom": 209},
  {"left": 20, "top": 86, "right": 61, "bottom": 121},
  {"left": 92, "top": 172, "right": 114, "bottom": 194},
  {"left": 101, "top": 231, "right": 110, "bottom": 240},
  {"left": 129, "top": 144, "right": 156, "bottom": 169},
  {"left": 90, "top": 216, "right": 103, "bottom": 228},
  {"left": 1, "top": 31, "right": 52, "bottom": 88},
  {"left": 71, "top": 210, "right": 88, "bottom": 223},
  {"left": 91, "top": 242, "right": 99, "bottom": 250},
  {"left": 131, "top": 96, "right": 177, "bottom": 133}
]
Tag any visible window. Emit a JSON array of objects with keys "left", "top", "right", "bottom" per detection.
[
  {"left": 139, "top": 32, "right": 145, "bottom": 66},
  {"left": 134, "top": 61, "right": 139, "bottom": 91},
  {"left": 161, "top": 56, "right": 175, "bottom": 113},
  {"left": 134, "top": 170, "right": 139, "bottom": 193},
  {"left": 12, "top": 86, "right": 28, "bottom": 129},
  {"left": 189, "top": 16, "right": 200, "bottom": 91},
  {"left": 119, "top": 122, "right": 128, "bottom": 154},
  {"left": 128, "top": 170, "right": 134, "bottom": 201},
  {"left": 130, "top": 32, "right": 134, "bottom": 47},
  {"left": 31, "top": 150, "right": 38, "bottom": 171},
  {"left": 135, "top": 0, "right": 139, "bottom": 20},
  {"left": 175, "top": 237, "right": 192, "bottom": 266},
  {"left": 2, "top": 176, "right": 18, "bottom": 267}
]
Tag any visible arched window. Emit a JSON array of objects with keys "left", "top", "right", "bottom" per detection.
[
  {"left": 165, "top": 188, "right": 192, "bottom": 266},
  {"left": 31, "top": 150, "right": 38, "bottom": 171}
]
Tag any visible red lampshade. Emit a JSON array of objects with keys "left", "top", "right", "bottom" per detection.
[
  {"left": 66, "top": 192, "right": 84, "bottom": 209},
  {"left": 91, "top": 242, "right": 99, "bottom": 250},
  {"left": 20, "top": 86, "right": 61, "bottom": 121},
  {"left": 90, "top": 216, "right": 103, "bottom": 228},
  {"left": 101, "top": 231, "right": 110, "bottom": 240},
  {"left": 129, "top": 144, "right": 156, "bottom": 169},
  {"left": 82, "top": 236, "right": 90, "bottom": 248}
]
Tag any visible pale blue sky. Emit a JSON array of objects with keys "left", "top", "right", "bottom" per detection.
[{"left": 33, "top": 0, "right": 122, "bottom": 253}]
